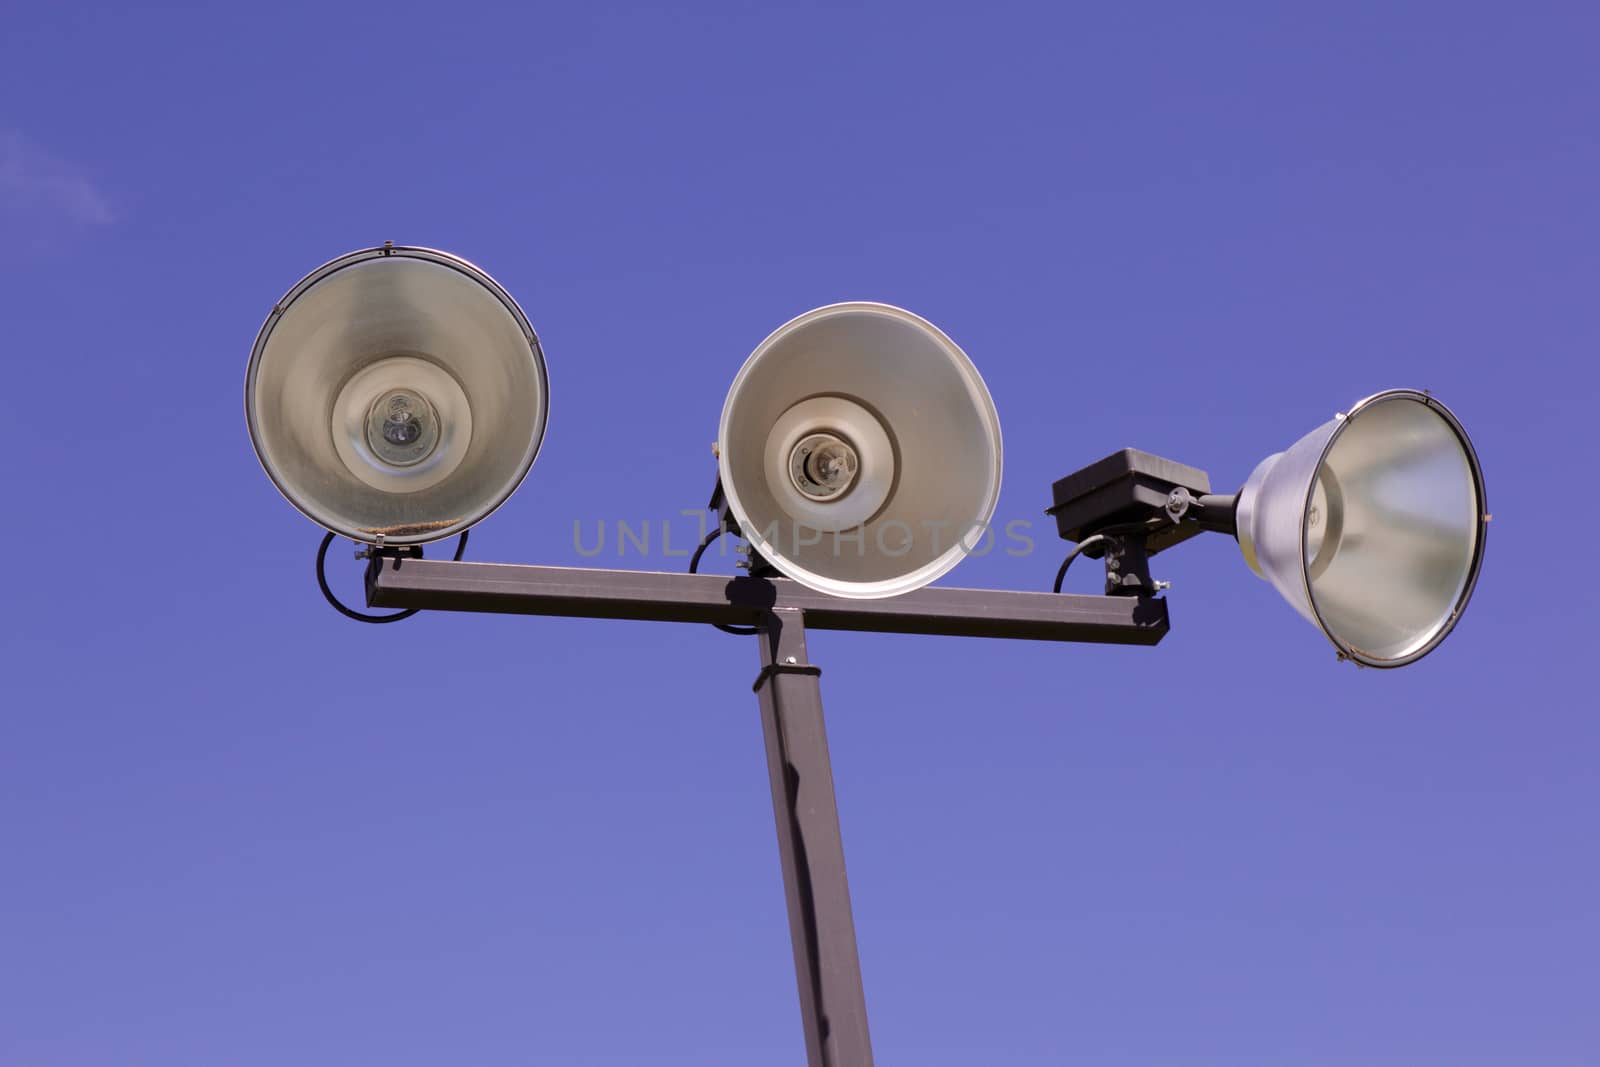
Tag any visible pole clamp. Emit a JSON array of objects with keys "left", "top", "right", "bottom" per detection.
[{"left": 752, "top": 661, "right": 822, "bottom": 692}]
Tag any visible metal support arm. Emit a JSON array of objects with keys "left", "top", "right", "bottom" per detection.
[{"left": 366, "top": 559, "right": 1169, "bottom": 644}]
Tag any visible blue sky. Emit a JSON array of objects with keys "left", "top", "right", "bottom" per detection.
[{"left": 3, "top": 3, "right": 1596, "bottom": 1064}]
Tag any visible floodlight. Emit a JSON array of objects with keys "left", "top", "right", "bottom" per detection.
[
  {"left": 1235, "top": 389, "right": 1487, "bottom": 667},
  {"left": 1048, "top": 389, "right": 1487, "bottom": 667},
  {"left": 245, "top": 244, "right": 549, "bottom": 546},
  {"left": 717, "top": 302, "right": 1003, "bottom": 598}
]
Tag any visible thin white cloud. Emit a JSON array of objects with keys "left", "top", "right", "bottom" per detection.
[{"left": 0, "top": 129, "right": 115, "bottom": 231}]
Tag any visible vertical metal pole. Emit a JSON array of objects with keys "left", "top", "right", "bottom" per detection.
[{"left": 754, "top": 607, "right": 874, "bottom": 1067}]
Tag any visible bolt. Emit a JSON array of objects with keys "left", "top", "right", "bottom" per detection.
[
  {"left": 1153, "top": 580, "right": 1171, "bottom": 592},
  {"left": 785, "top": 656, "right": 797, "bottom": 665}
]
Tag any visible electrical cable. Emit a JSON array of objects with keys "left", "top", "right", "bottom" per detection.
[
  {"left": 688, "top": 527, "right": 760, "bottom": 636},
  {"left": 1050, "top": 518, "right": 1172, "bottom": 594},
  {"left": 316, "top": 528, "right": 469, "bottom": 624},
  {"left": 1051, "top": 533, "right": 1108, "bottom": 595}
]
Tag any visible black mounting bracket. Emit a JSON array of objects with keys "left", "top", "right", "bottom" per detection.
[
  {"left": 1048, "top": 449, "right": 1239, "bottom": 596},
  {"left": 709, "top": 476, "right": 780, "bottom": 579}
]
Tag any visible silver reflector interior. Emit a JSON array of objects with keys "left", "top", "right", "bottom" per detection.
[
  {"left": 1236, "top": 389, "right": 1487, "bottom": 667},
  {"left": 245, "top": 246, "right": 549, "bottom": 545},
  {"left": 718, "top": 303, "right": 1003, "bottom": 599}
]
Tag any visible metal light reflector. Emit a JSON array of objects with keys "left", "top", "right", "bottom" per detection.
[
  {"left": 245, "top": 245, "right": 549, "bottom": 545},
  {"left": 1236, "top": 389, "right": 1487, "bottom": 667},
  {"left": 718, "top": 303, "right": 1003, "bottom": 599}
]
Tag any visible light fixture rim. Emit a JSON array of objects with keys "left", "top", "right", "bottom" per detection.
[
  {"left": 244, "top": 243, "right": 550, "bottom": 546},
  {"left": 1299, "top": 387, "right": 1488, "bottom": 668},
  {"left": 717, "top": 301, "right": 1003, "bottom": 599}
]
